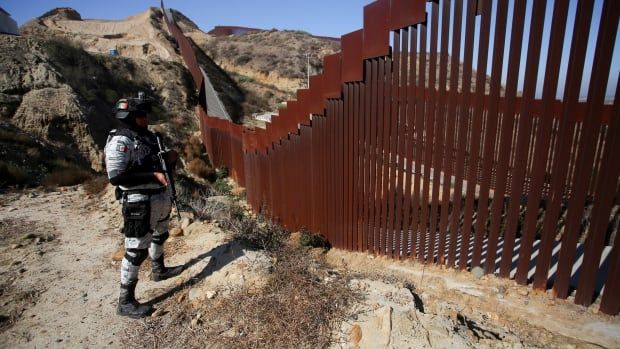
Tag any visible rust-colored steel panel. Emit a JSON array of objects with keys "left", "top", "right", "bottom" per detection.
[
  {"left": 448, "top": 0, "right": 476, "bottom": 268},
  {"left": 601, "top": 224, "right": 620, "bottom": 314},
  {"left": 417, "top": 18, "right": 431, "bottom": 263},
  {"left": 438, "top": 0, "right": 459, "bottom": 266},
  {"left": 459, "top": 0, "right": 492, "bottom": 270},
  {"left": 297, "top": 89, "right": 311, "bottom": 126},
  {"left": 367, "top": 59, "right": 380, "bottom": 253},
  {"left": 471, "top": 0, "right": 509, "bottom": 270},
  {"left": 337, "top": 99, "right": 345, "bottom": 249},
  {"left": 575, "top": 77, "right": 619, "bottom": 307},
  {"left": 286, "top": 100, "right": 300, "bottom": 134},
  {"left": 374, "top": 58, "right": 386, "bottom": 255},
  {"left": 354, "top": 82, "right": 363, "bottom": 251},
  {"left": 389, "top": 0, "right": 425, "bottom": 30},
  {"left": 343, "top": 84, "right": 352, "bottom": 249},
  {"left": 394, "top": 27, "right": 411, "bottom": 259},
  {"left": 362, "top": 61, "right": 372, "bottom": 252},
  {"left": 386, "top": 29, "right": 401, "bottom": 259},
  {"left": 554, "top": 0, "right": 618, "bottom": 300},
  {"left": 342, "top": 29, "right": 364, "bottom": 83},
  {"left": 318, "top": 116, "right": 327, "bottom": 236},
  {"left": 363, "top": 0, "right": 390, "bottom": 59},
  {"left": 379, "top": 55, "right": 393, "bottom": 257},
  {"left": 323, "top": 54, "right": 343, "bottom": 99},
  {"left": 327, "top": 101, "right": 336, "bottom": 246},
  {"left": 514, "top": 0, "right": 570, "bottom": 284},
  {"left": 342, "top": 83, "right": 353, "bottom": 250},
  {"left": 532, "top": 0, "right": 595, "bottom": 286},
  {"left": 410, "top": 24, "right": 425, "bottom": 260},
  {"left": 349, "top": 84, "right": 356, "bottom": 251},
  {"left": 430, "top": 0, "right": 450, "bottom": 265},
  {"left": 402, "top": 26, "right": 418, "bottom": 258},
  {"left": 309, "top": 75, "right": 324, "bottom": 114},
  {"left": 424, "top": 2, "right": 441, "bottom": 264},
  {"left": 501, "top": 0, "right": 545, "bottom": 284},
  {"left": 484, "top": 0, "right": 527, "bottom": 275}
]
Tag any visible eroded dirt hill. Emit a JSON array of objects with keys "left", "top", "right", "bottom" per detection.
[{"left": 1, "top": 8, "right": 200, "bottom": 187}]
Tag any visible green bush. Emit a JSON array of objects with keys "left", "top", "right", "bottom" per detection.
[
  {"left": 213, "top": 178, "right": 232, "bottom": 195},
  {"left": 235, "top": 54, "right": 252, "bottom": 65}
]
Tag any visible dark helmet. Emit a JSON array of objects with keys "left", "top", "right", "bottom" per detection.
[{"left": 113, "top": 97, "right": 151, "bottom": 122}]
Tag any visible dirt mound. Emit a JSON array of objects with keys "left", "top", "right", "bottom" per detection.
[
  {"left": 22, "top": 7, "right": 179, "bottom": 62},
  {"left": 38, "top": 8, "right": 82, "bottom": 21}
]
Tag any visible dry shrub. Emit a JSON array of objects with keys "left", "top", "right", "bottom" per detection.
[
  {"left": 126, "top": 247, "right": 358, "bottom": 348},
  {"left": 0, "top": 162, "right": 31, "bottom": 186},
  {"left": 43, "top": 167, "right": 91, "bottom": 187},
  {"left": 83, "top": 175, "right": 110, "bottom": 196},
  {"left": 199, "top": 247, "right": 356, "bottom": 348},
  {"left": 184, "top": 134, "right": 204, "bottom": 161},
  {"left": 187, "top": 158, "right": 212, "bottom": 179}
]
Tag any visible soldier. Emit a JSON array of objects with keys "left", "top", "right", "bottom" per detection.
[{"left": 104, "top": 95, "right": 184, "bottom": 318}]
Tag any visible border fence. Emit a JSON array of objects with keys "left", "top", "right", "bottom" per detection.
[{"left": 162, "top": 0, "right": 620, "bottom": 315}]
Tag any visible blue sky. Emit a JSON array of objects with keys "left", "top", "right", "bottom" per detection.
[{"left": 2, "top": 0, "right": 373, "bottom": 38}]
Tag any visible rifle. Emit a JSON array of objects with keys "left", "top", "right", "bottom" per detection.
[{"left": 155, "top": 133, "right": 182, "bottom": 220}]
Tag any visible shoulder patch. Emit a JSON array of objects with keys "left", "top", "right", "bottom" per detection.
[{"left": 116, "top": 143, "right": 128, "bottom": 153}]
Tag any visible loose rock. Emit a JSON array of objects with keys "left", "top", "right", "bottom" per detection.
[
  {"left": 170, "top": 227, "right": 184, "bottom": 237},
  {"left": 188, "top": 288, "right": 204, "bottom": 302},
  {"left": 471, "top": 266, "right": 484, "bottom": 279},
  {"left": 180, "top": 217, "right": 192, "bottom": 229}
]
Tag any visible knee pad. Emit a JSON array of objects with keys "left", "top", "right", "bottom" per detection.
[
  {"left": 124, "top": 248, "right": 148, "bottom": 266},
  {"left": 152, "top": 231, "right": 170, "bottom": 245}
]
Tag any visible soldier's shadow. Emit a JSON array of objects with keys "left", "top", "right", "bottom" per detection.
[{"left": 145, "top": 239, "right": 247, "bottom": 306}]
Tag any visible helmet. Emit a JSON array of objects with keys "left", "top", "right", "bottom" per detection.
[{"left": 113, "top": 97, "right": 151, "bottom": 121}]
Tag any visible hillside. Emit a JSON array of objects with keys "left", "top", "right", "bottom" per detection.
[
  {"left": 0, "top": 8, "right": 202, "bottom": 187},
  {"left": 188, "top": 25, "right": 340, "bottom": 117}
]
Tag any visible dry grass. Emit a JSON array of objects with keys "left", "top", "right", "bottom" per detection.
[
  {"left": 125, "top": 246, "right": 359, "bottom": 349},
  {"left": 82, "top": 175, "right": 110, "bottom": 196},
  {"left": 42, "top": 167, "right": 91, "bottom": 188},
  {"left": 187, "top": 158, "right": 212, "bottom": 179}
]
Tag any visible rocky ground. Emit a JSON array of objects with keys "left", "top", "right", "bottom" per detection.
[{"left": 0, "top": 185, "right": 618, "bottom": 348}]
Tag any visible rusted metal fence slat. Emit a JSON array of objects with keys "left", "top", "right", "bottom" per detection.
[
  {"left": 554, "top": 0, "right": 619, "bottom": 299},
  {"left": 401, "top": 25, "right": 418, "bottom": 258},
  {"left": 499, "top": 0, "right": 547, "bottom": 278},
  {"left": 515, "top": 0, "right": 570, "bottom": 284},
  {"left": 386, "top": 29, "right": 401, "bottom": 258},
  {"left": 410, "top": 23, "right": 425, "bottom": 260},
  {"left": 576, "top": 76, "right": 620, "bottom": 307},
  {"left": 393, "top": 27, "right": 410, "bottom": 259},
  {"left": 460, "top": 0, "right": 492, "bottom": 270},
  {"left": 448, "top": 0, "right": 476, "bottom": 268},
  {"left": 439, "top": 0, "right": 463, "bottom": 266}
]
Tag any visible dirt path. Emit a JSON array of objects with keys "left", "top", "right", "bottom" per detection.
[
  {"left": 0, "top": 185, "right": 269, "bottom": 348},
  {"left": 0, "top": 186, "right": 130, "bottom": 347}
]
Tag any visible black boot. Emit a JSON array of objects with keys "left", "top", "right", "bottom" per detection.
[
  {"left": 151, "top": 256, "right": 184, "bottom": 281},
  {"left": 117, "top": 282, "right": 153, "bottom": 318}
]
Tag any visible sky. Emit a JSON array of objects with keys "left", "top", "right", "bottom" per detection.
[{"left": 2, "top": 0, "right": 373, "bottom": 38}]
